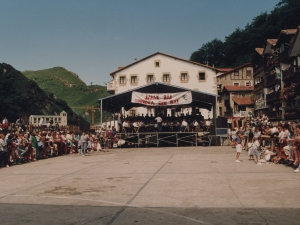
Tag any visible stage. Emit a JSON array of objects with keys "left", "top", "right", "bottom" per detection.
[{"left": 113, "top": 131, "right": 213, "bottom": 148}]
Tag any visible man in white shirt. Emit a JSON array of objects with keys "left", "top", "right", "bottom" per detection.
[
  {"left": 155, "top": 116, "right": 163, "bottom": 132},
  {"left": 39, "top": 117, "right": 44, "bottom": 126},
  {"left": 122, "top": 120, "right": 131, "bottom": 133},
  {"left": 180, "top": 118, "right": 188, "bottom": 132}
]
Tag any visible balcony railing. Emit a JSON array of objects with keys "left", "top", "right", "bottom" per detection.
[
  {"left": 266, "top": 91, "right": 280, "bottom": 103},
  {"left": 224, "top": 111, "right": 232, "bottom": 117},
  {"left": 265, "top": 111, "right": 280, "bottom": 120},
  {"left": 279, "top": 48, "right": 289, "bottom": 62},
  {"left": 106, "top": 81, "right": 115, "bottom": 93},
  {"left": 282, "top": 66, "right": 294, "bottom": 81},
  {"left": 266, "top": 71, "right": 281, "bottom": 87},
  {"left": 254, "top": 101, "right": 266, "bottom": 110}
]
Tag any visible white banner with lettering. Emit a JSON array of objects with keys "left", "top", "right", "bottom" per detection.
[{"left": 131, "top": 91, "right": 192, "bottom": 106}]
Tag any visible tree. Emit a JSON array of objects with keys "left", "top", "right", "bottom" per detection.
[{"left": 190, "top": 38, "right": 225, "bottom": 67}]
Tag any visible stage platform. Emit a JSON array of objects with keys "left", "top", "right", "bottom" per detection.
[{"left": 114, "top": 132, "right": 220, "bottom": 148}]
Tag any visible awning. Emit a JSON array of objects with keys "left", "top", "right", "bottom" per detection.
[
  {"left": 232, "top": 97, "right": 254, "bottom": 106},
  {"left": 98, "top": 82, "right": 217, "bottom": 112}
]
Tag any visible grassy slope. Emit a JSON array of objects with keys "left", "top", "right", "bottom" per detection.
[{"left": 23, "top": 67, "right": 110, "bottom": 123}]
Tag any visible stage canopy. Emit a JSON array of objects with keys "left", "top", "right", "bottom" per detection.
[{"left": 98, "top": 82, "right": 217, "bottom": 112}]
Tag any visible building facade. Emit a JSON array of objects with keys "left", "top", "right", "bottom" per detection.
[
  {"left": 106, "top": 52, "right": 218, "bottom": 118},
  {"left": 217, "top": 63, "right": 254, "bottom": 117},
  {"left": 29, "top": 111, "right": 67, "bottom": 126},
  {"left": 253, "top": 27, "right": 300, "bottom": 121}
]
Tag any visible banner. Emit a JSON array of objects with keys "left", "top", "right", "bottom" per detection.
[{"left": 131, "top": 91, "right": 192, "bottom": 106}]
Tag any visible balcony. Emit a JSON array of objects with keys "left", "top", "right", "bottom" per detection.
[
  {"left": 254, "top": 101, "right": 266, "bottom": 110},
  {"left": 282, "top": 66, "right": 294, "bottom": 81},
  {"left": 265, "top": 58, "right": 279, "bottom": 71},
  {"left": 254, "top": 81, "right": 264, "bottom": 90},
  {"left": 106, "top": 80, "right": 115, "bottom": 94},
  {"left": 266, "top": 71, "right": 281, "bottom": 87},
  {"left": 234, "top": 111, "right": 247, "bottom": 117},
  {"left": 266, "top": 91, "right": 280, "bottom": 103},
  {"left": 253, "top": 66, "right": 264, "bottom": 77},
  {"left": 265, "top": 111, "right": 281, "bottom": 120},
  {"left": 224, "top": 98, "right": 230, "bottom": 106},
  {"left": 224, "top": 111, "right": 233, "bottom": 116},
  {"left": 279, "top": 48, "right": 289, "bottom": 62}
]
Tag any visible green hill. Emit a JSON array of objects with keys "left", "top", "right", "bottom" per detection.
[
  {"left": 23, "top": 67, "right": 110, "bottom": 123},
  {"left": 0, "top": 63, "right": 87, "bottom": 125}
]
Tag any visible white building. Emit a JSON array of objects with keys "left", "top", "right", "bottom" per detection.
[
  {"left": 29, "top": 111, "right": 67, "bottom": 126},
  {"left": 106, "top": 52, "right": 218, "bottom": 118}
]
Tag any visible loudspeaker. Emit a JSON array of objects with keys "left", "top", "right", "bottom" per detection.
[{"left": 216, "top": 117, "right": 227, "bottom": 128}]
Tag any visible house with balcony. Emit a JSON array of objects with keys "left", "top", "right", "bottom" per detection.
[
  {"left": 276, "top": 28, "right": 300, "bottom": 120},
  {"left": 221, "top": 86, "right": 254, "bottom": 117},
  {"left": 216, "top": 63, "right": 254, "bottom": 117},
  {"left": 106, "top": 52, "right": 218, "bottom": 118},
  {"left": 252, "top": 28, "right": 300, "bottom": 121},
  {"left": 252, "top": 48, "right": 269, "bottom": 117}
]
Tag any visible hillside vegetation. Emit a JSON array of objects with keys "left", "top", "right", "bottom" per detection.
[
  {"left": 190, "top": 0, "right": 300, "bottom": 68},
  {"left": 23, "top": 67, "right": 110, "bottom": 123},
  {"left": 0, "top": 63, "right": 87, "bottom": 125}
]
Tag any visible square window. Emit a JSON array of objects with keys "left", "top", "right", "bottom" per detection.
[
  {"left": 163, "top": 74, "right": 170, "bottom": 82},
  {"left": 131, "top": 76, "right": 137, "bottom": 84},
  {"left": 147, "top": 75, "right": 154, "bottom": 83},
  {"left": 199, "top": 72, "right": 205, "bottom": 80},
  {"left": 245, "top": 82, "right": 251, "bottom": 86},
  {"left": 233, "top": 83, "right": 239, "bottom": 86},
  {"left": 181, "top": 73, "right": 188, "bottom": 81},
  {"left": 234, "top": 71, "right": 239, "bottom": 76},
  {"left": 120, "top": 76, "right": 126, "bottom": 84},
  {"left": 155, "top": 61, "right": 160, "bottom": 67}
]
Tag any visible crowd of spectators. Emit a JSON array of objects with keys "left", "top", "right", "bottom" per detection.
[
  {"left": 0, "top": 117, "right": 114, "bottom": 168},
  {"left": 230, "top": 114, "right": 300, "bottom": 172}
]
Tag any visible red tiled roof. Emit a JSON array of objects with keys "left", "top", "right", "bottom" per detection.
[
  {"left": 255, "top": 48, "right": 264, "bottom": 55},
  {"left": 217, "top": 68, "right": 233, "bottom": 73},
  {"left": 217, "top": 63, "right": 252, "bottom": 77},
  {"left": 232, "top": 97, "right": 254, "bottom": 106},
  {"left": 224, "top": 86, "right": 254, "bottom": 91},
  {"left": 281, "top": 29, "right": 297, "bottom": 35},
  {"left": 267, "top": 39, "right": 277, "bottom": 45}
]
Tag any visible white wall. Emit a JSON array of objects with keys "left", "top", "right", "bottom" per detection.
[{"left": 112, "top": 54, "right": 217, "bottom": 118}]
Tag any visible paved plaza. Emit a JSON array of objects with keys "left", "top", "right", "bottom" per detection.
[{"left": 1, "top": 146, "right": 300, "bottom": 225}]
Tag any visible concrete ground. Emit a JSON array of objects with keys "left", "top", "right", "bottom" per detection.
[{"left": 1, "top": 146, "right": 300, "bottom": 225}]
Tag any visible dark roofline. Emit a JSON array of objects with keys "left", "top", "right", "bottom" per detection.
[
  {"left": 99, "top": 82, "right": 218, "bottom": 101},
  {"left": 217, "top": 62, "right": 251, "bottom": 77},
  {"left": 109, "top": 52, "right": 219, "bottom": 76}
]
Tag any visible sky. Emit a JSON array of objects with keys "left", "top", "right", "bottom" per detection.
[{"left": 1, "top": 0, "right": 280, "bottom": 86}]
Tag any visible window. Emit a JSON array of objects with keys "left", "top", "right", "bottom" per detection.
[
  {"left": 163, "top": 74, "right": 170, "bottom": 82},
  {"left": 129, "top": 110, "right": 135, "bottom": 117},
  {"left": 120, "top": 76, "right": 126, "bottom": 84},
  {"left": 181, "top": 73, "right": 188, "bottom": 81},
  {"left": 234, "top": 71, "right": 239, "bottom": 76},
  {"left": 245, "top": 81, "right": 251, "bottom": 86},
  {"left": 246, "top": 67, "right": 252, "bottom": 76},
  {"left": 233, "top": 82, "right": 239, "bottom": 86},
  {"left": 147, "top": 74, "right": 154, "bottom": 83},
  {"left": 154, "top": 60, "right": 160, "bottom": 67},
  {"left": 198, "top": 72, "right": 205, "bottom": 81},
  {"left": 131, "top": 76, "right": 137, "bottom": 84}
]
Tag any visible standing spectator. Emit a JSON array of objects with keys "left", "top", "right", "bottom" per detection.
[
  {"left": 79, "top": 131, "right": 88, "bottom": 156},
  {"left": 180, "top": 118, "right": 188, "bottom": 132},
  {"left": 2, "top": 117, "right": 8, "bottom": 132},
  {"left": 233, "top": 132, "right": 242, "bottom": 162},
  {"left": 0, "top": 134, "right": 9, "bottom": 167}
]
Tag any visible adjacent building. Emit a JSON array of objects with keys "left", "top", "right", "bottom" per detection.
[
  {"left": 253, "top": 27, "right": 300, "bottom": 121},
  {"left": 217, "top": 63, "right": 254, "bottom": 117}
]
